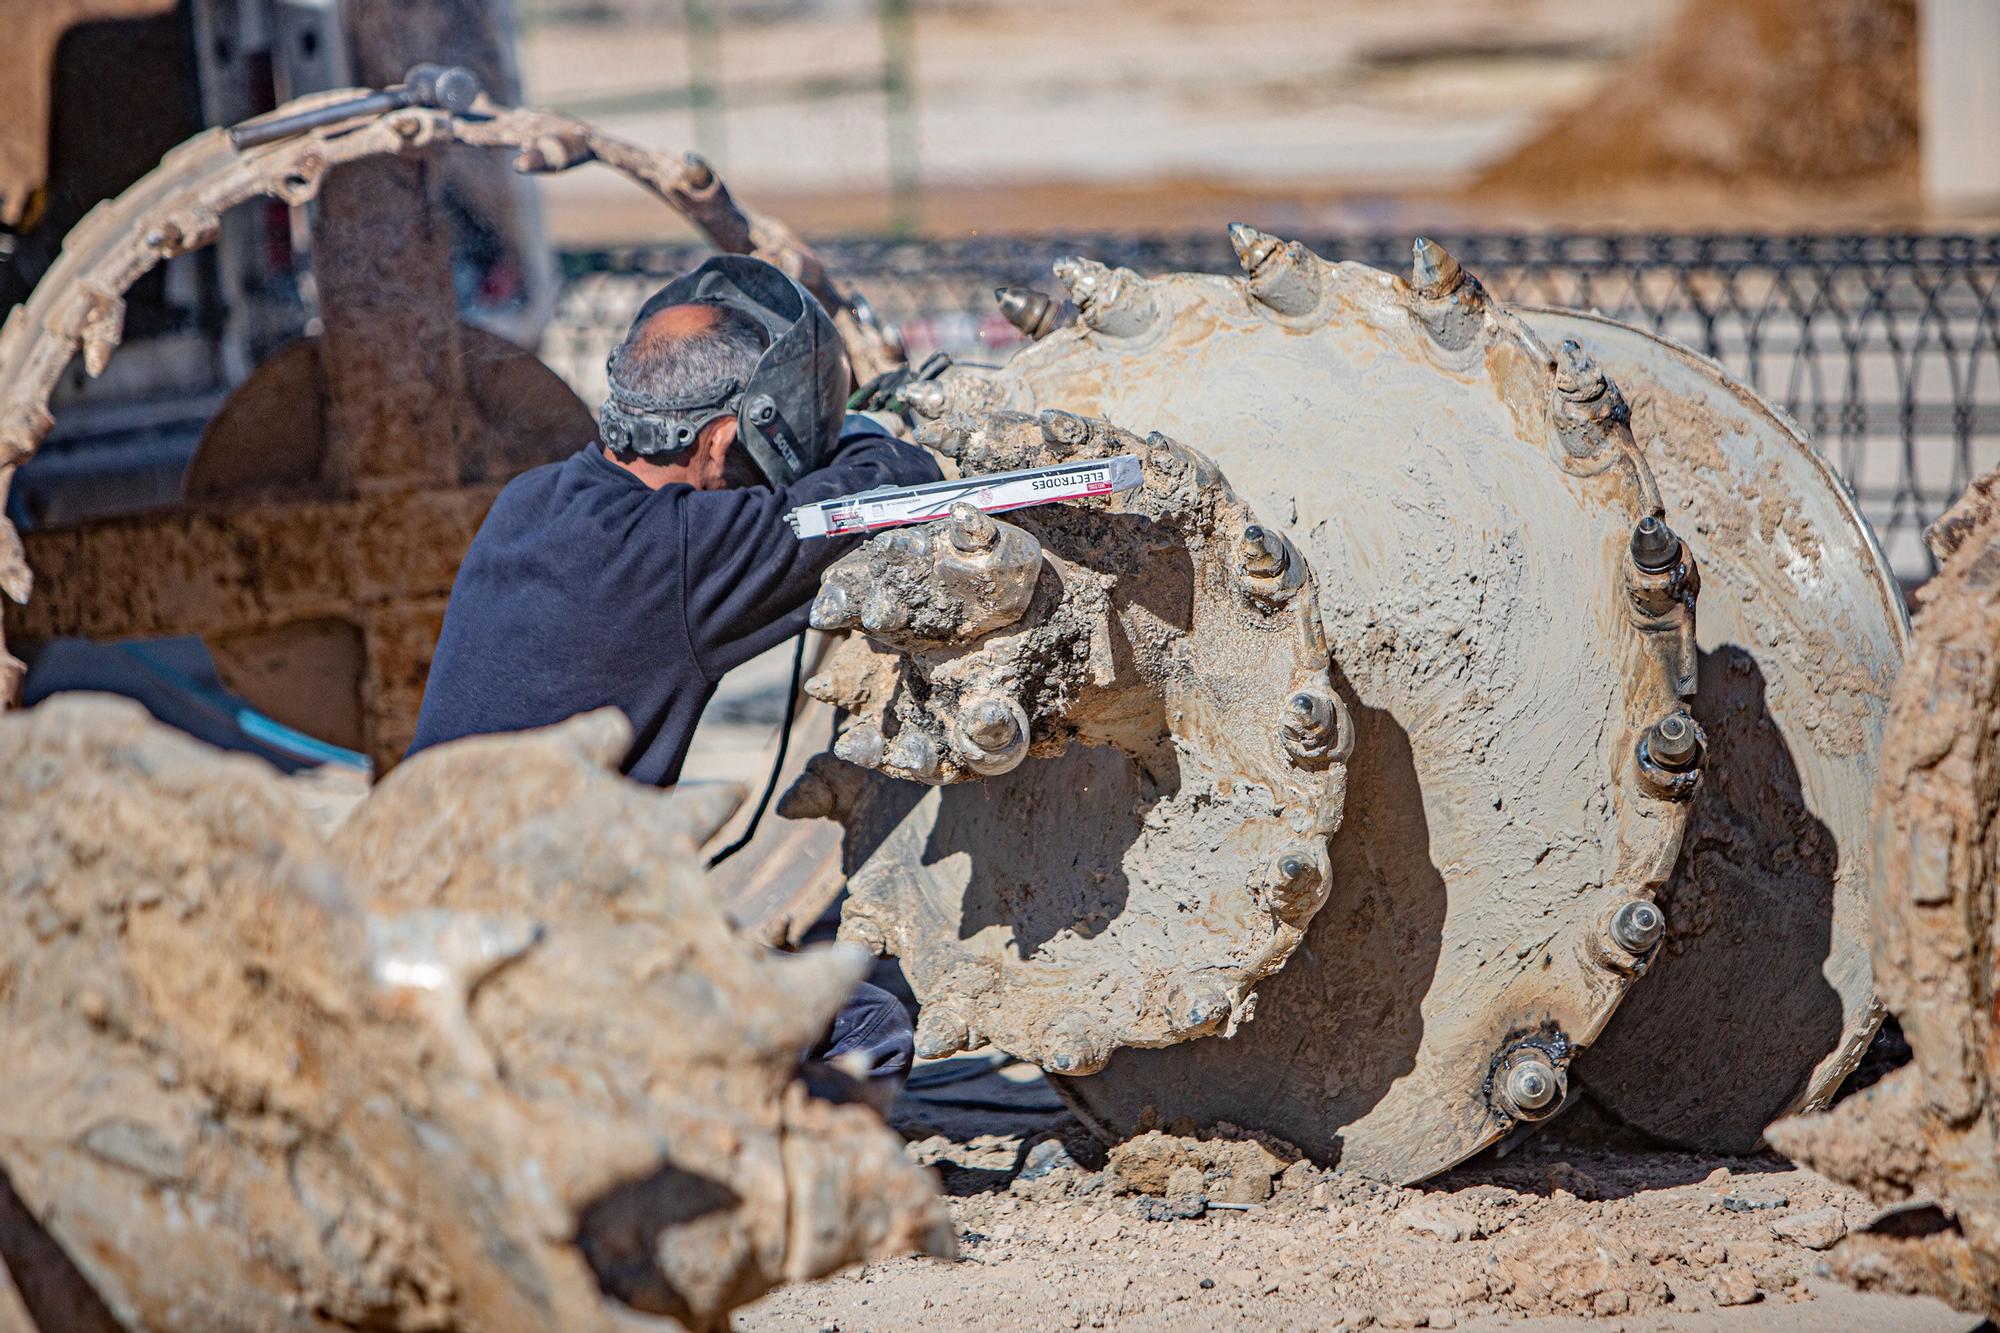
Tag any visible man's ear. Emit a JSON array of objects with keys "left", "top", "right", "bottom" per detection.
[{"left": 702, "top": 414, "right": 741, "bottom": 459}]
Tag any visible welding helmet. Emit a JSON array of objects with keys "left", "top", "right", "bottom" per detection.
[{"left": 597, "top": 255, "right": 851, "bottom": 486}]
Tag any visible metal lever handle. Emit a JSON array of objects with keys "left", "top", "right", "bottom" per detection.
[{"left": 228, "top": 63, "right": 484, "bottom": 151}]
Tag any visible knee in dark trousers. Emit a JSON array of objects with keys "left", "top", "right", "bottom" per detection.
[{"left": 801, "top": 979, "right": 914, "bottom": 1116}]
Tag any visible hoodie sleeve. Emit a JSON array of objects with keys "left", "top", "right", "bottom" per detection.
[{"left": 678, "top": 416, "right": 942, "bottom": 679}]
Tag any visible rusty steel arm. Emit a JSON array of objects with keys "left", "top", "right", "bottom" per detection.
[{"left": 0, "top": 91, "right": 903, "bottom": 697}]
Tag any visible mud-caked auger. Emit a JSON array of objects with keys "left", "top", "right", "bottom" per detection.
[
  {"left": 795, "top": 409, "right": 1352, "bottom": 1074},
  {"left": 777, "top": 230, "right": 1854, "bottom": 1183}
]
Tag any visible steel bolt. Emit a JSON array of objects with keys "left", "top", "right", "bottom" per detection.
[
  {"left": 1610, "top": 899, "right": 1666, "bottom": 955},
  {"left": 1648, "top": 711, "right": 1700, "bottom": 770},
  {"left": 947, "top": 500, "right": 999, "bottom": 553},
  {"left": 1630, "top": 515, "right": 1681, "bottom": 573},
  {"left": 747, "top": 393, "right": 778, "bottom": 426},
  {"left": 963, "top": 698, "right": 1021, "bottom": 752},
  {"left": 1504, "top": 1057, "right": 1559, "bottom": 1116}
]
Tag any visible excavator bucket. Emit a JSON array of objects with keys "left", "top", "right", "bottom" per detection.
[{"left": 798, "top": 230, "right": 1905, "bottom": 1182}]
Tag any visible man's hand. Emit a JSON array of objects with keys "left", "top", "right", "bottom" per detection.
[{"left": 847, "top": 352, "right": 951, "bottom": 419}]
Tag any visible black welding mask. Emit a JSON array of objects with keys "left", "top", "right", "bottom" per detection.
[{"left": 597, "top": 254, "right": 850, "bottom": 487}]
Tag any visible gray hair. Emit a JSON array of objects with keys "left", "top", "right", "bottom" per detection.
[{"left": 605, "top": 302, "right": 770, "bottom": 461}]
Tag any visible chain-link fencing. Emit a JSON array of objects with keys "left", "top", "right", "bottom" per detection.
[{"left": 548, "top": 233, "right": 2000, "bottom": 579}]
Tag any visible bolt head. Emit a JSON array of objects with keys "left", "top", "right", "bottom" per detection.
[
  {"left": 1506, "top": 1059, "right": 1556, "bottom": 1111},
  {"left": 963, "top": 698, "right": 1020, "bottom": 751},
  {"left": 1648, "top": 711, "right": 1700, "bottom": 768},
  {"left": 1610, "top": 899, "right": 1665, "bottom": 954}
]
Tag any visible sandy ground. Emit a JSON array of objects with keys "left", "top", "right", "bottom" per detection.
[{"left": 735, "top": 1058, "right": 1981, "bottom": 1332}]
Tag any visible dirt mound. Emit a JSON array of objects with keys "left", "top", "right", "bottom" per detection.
[
  {"left": 1473, "top": 0, "right": 1918, "bottom": 210},
  {"left": 752, "top": 1105, "right": 1919, "bottom": 1330},
  {"left": 0, "top": 696, "right": 949, "bottom": 1331}
]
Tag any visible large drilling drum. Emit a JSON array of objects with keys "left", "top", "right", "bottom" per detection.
[{"left": 794, "top": 230, "right": 1907, "bottom": 1183}]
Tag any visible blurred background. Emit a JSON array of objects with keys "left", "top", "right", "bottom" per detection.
[
  {"left": 1, "top": 0, "right": 1995, "bottom": 778},
  {"left": 518, "top": 0, "right": 1997, "bottom": 578}
]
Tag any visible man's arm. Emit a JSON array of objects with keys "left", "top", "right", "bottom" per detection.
[{"left": 680, "top": 417, "right": 942, "bottom": 678}]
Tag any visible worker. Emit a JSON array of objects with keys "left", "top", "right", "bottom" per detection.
[{"left": 409, "top": 255, "right": 941, "bottom": 1111}]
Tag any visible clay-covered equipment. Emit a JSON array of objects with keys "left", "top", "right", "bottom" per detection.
[
  {"left": 1769, "top": 473, "right": 2000, "bottom": 1320},
  {"left": 794, "top": 230, "right": 1905, "bottom": 1183}
]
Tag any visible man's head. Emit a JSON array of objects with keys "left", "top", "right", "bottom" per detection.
[
  {"left": 603, "top": 301, "right": 769, "bottom": 490},
  {"left": 598, "top": 255, "right": 853, "bottom": 489}
]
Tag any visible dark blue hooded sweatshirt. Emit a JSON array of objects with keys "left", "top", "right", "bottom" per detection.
[{"left": 409, "top": 416, "right": 939, "bottom": 782}]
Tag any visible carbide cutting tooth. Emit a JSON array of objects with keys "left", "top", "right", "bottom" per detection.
[
  {"left": 1239, "top": 524, "right": 1288, "bottom": 577},
  {"left": 946, "top": 501, "right": 999, "bottom": 553},
  {"left": 1052, "top": 255, "right": 1094, "bottom": 301},
  {"left": 1039, "top": 408, "right": 1090, "bottom": 456},
  {"left": 914, "top": 1005, "right": 970, "bottom": 1059},
  {"left": 1228, "top": 222, "right": 1283, "bottom": 276},
  {"left": 1503, "top": 1055, "right": 1560, "bottom": 1118},
  {"left": 914, "top": 419, "right": 968, "bottom": 458},
  {"left": 885, "top": 728, "right": 943, "bottom": 783},
  {"left": 1411, "top": 236, "right": 1463, "bottom": 295},
  {"left": 1629, "top": 515, "right": 1682, "bottom": 573},
  {"left": 1647, "top": 710, "right": 1701, "bottom": 769},
  {"left": 808, "top": 583, "right": 855, "bottom": 631},
  {"left": 1051, "top": 256, "right": 1157, "bottom": 337},
  {"left": 995, "top": 285, "right": 1060, "bottom": 340},
  {"left": 1609, "top": 899, "right": 1666, "bottom": 955},
  {"left": 1174, "top": 979, "right": 1233, "bottom": 1031},
  {"left": 902, "top": 379, "right": 948, "bottom": 419},
  {"left": 1555, "top": 338, "right": 1607, "bottom": 401},
  {"left": 833, "top": 721, "right": 885, "bottom": 769}
]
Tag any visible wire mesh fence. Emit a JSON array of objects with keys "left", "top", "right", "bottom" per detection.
[{"left": 547, "top": 233, "right": 2000, "bottom": 579}]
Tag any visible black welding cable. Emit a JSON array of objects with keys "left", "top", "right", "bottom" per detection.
[{"left": 707, "top": 629, "right": 808, "bottom": 868}]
